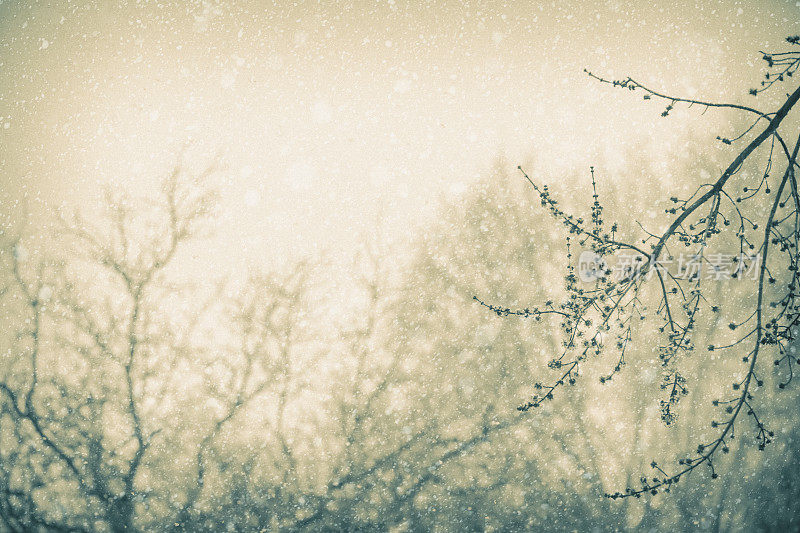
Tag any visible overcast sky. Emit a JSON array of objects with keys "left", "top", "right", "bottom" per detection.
[{"left": 1, "top": 0, "right": 799, "bottom": 274}]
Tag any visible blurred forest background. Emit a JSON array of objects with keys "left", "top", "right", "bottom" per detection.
[{"left": 1, "top": 147, "right": 799, "bottom": 531}]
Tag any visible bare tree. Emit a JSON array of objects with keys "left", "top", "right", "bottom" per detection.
[
  {"left": 0, "top": 159, "right": 216, "bottom": 532},
  {"left": 167, "top": 261, "right": 321, "bottom": 531},
  {"left": 479, "top": 36, "right": 800, "bottom": 499}
]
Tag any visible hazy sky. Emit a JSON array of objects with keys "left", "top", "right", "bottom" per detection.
[{"left": 1, "top": 0, "right": 798, "bottom": 274}]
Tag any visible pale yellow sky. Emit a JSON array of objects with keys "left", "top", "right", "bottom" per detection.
[{"left": 1, "top": 0, "right": 798, "bottom": 274}]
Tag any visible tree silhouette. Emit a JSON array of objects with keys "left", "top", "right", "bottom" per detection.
[
  {"left": 479, "top": 36, "right": 800, "bottom": 499},
  {"left": 0, "top": 158, "right": 223, "bottom": 532}
]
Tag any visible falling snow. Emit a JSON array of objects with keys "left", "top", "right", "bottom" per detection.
[{"left": 1, "top": 1, "right": 800, "bottom": 532}]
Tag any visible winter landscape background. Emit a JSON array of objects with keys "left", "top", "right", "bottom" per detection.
[{"left": 1, "top": 1, "right": 800, "bottom": 531}]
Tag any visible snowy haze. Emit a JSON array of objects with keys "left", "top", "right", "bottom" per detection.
[
  {"left": 1, "top": 1, "right": 800, "bottom": 532},
  {"left": 1, "top": 0, "right": 798, "bottom": 275}
]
